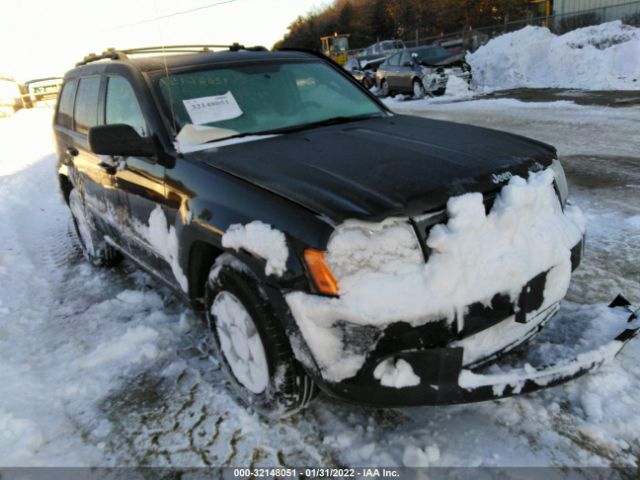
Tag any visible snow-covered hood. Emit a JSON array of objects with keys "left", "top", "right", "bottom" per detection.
[{"left": 190, "top": 115, "right": 557, "bottom": 223}]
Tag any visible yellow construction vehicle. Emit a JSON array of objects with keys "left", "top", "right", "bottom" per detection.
[{"left": 321, "top": 33, "right": 350, "bottom": 66}]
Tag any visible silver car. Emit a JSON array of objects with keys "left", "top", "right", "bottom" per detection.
[{"left": 376, "top": 50, "right": 448, "bottom": 98}]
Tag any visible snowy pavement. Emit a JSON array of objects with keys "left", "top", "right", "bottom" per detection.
[{"left": 0, "top": 98, "right": 639, "bottom": 470}]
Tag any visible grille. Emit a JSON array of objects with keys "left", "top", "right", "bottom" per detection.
[{"left": 412, "top": 189, "right": 501, "bottom": 260}]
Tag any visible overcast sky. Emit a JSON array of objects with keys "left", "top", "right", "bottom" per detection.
[{"left": 1, "top": 0, "right": 327, "bottom": 81}]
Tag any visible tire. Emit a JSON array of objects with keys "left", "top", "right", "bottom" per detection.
[
  {"left": 205, "top": 256, "right": 316, "bottom": 417},
  {"left": 412, "top": 78, "right": 426, "bottom": 99},
  {"left": 380, "top": 79, "right": 390, "bottom": 98},
  {"left": 68, "top": 189, "right": 120, "bottom": 267}
]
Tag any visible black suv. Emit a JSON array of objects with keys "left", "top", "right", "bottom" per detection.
[{"left": 54, "top": 45, "right": 637, "bottom": 416}]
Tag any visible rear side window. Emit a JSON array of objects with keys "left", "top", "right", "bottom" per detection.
[
  {"left": 105, "top": 76, "right": 148, "bottom": 137},
  {"left": 73, "top": 77, "right": 101, "bottom": 134},
  {"left": 56, "top": 79, "right": 77, "bottom": 129}
]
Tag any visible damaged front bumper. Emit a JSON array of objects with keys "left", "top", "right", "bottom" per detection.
[
  {"left": 421, "top": 68, "right": 448, "bottom": 92},
  {"left": 317, "top": 297, "right": 639, "bottom": 407}
]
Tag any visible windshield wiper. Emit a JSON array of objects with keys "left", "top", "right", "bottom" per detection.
[
  {"left": 261, "top": 113, "right": 384, "bottom": 135},
  {"left": 206, "top": 113, "right": 383, "bottom": 144}
]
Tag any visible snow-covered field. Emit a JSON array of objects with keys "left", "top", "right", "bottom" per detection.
[{"left": 0, "top": 96, "right": 639, "bottom": 469}]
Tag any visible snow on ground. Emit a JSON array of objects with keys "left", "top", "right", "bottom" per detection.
[
  {"left": 0, "top": 97, "right": 639, "bottom": 469},
  {"left": 467, "top": 21, "right": 640, "bottom": 91}
]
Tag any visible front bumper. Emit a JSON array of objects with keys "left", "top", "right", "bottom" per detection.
[
  {"left": 422, "top": 70, "right": 448, "bottom": 92},
  {"left": 317, "top": 298, "right": 639, "bottom": 406}
]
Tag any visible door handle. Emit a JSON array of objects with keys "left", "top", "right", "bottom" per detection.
[{"left": 66, "top": 146, "right": 79, "bottom": 157}]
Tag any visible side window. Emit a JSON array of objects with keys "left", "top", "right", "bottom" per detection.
[
  {"left": 388, "top": 53, "right": 400, "bottom": 66},
  {"left": 55, "top": 79, "right": 77, "bottom": 129},
  {"left": 105, "top": 76, "right": 148, "bottom": 137},
  {"left": 400, "top": 52, "right": 412, "bottom": 66},
  {"left": 73, "top": 77, "right": 101, "bottom": 134}
]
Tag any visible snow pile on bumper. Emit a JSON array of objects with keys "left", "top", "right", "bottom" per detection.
[
  {"left": 467, "top": 21, "right": 640, "bottom": 91},
  {"left": 286, "top": 168, "right": 586, "bottom": 382}
]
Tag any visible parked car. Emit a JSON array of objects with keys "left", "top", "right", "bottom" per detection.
[
  {"left": 54, "top": 45, "right": 637, "bottom": 417},
  {"left": 0, "top": 76, "right": 25, "bottom": 116},
  {"left": 358, "top": 39, "right": 406, "bottom": 70},
  {"left": 361, "top": 39, "right": 406, "bottom": 58},
  {"left": 25, "top": 77, "right": 63, "bottom": 107},
  {"left": 409, "top": 45, "right": 472, "bottom": 83},
  {"left": 376, "top": 50, "right": 448, "bottom": 98},
  {"left": 344, "top": 57, "right": 376, "bottom": 89}
]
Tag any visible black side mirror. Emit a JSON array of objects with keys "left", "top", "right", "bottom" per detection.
[
  {"left": 88, "top": 124, "right": 156, "bottom": 157},
  {"left": 402, "top": 61, "right": 413, "bottom": 67}
]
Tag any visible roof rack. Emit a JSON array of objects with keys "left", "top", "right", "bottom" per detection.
[{"left": 75, "top": 44, "right": 268, "bottom": 66}]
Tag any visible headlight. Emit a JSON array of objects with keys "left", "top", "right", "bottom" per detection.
[
  {"left": 324, "top": 218, "right": 424, "bottom": 281},
  {"left": 549, "top": 159, "right": 569, "bottom": 207}
]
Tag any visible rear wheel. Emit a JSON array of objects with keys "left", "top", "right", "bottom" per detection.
[
  {"left": 68, "top": 189, "right": 120, "bottom": 266},
  {"left": 205, "top": 256, "right": 316, "bottom": 417},
  {"left": 413, "top": 78, "right": 426, "bottom": 99}
]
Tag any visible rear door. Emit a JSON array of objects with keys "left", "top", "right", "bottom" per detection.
[
  {"left": 54, "top": 77, "right": 78, "bottom": 178},
  {"left": 68, "top": 76, "right": 123, "bottom": 237}
]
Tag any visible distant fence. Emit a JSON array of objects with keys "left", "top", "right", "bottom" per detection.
[{"left": 388, "top": 0, "right": 640, "bottom": 53}]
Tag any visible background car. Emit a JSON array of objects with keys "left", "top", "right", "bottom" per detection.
[
  {"left": 344, "top": 57, "right": 376, "bottom": 89},
  {"left": 409, "top": 45, "right": 472, "bottom": 83},
  {"left": 376, "top": 50, "right": 448, "bottom": 98},
  {"left": 358, "top": 39, "right": 406, "bottom": 70},
  {"left": 0, "top": 76, "right": 25, "bottom": 116},
  {"left": 25, "top": 77, "right": 63, "bottom": 107}
]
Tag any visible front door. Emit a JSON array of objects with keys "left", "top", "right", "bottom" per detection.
[
  {"left": 102, "top": 75, "right": 175, "bottom": 285},
  {"left": 397, "top": 51, "right": 414, "bottom": 91}
]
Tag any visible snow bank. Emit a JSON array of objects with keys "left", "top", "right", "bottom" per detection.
[
  {"left": 467, "top": 21, "right": 640, "bottom": 91},
  {"left": 444, "top": 75, "right": 473, "bottom": 98},
  {"left": 286, "top": 168, "right": 586, "bottom": 382},
  {"left": 0, "top": 108, "right": 53, "bottom": 177},
  {"left": 222, "top": 220, "right": 289, "bottom": 276}
]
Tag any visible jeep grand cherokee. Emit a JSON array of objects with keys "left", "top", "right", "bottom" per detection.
[{"left": 53, "top": 45, "right": 638, "bottom": 416}]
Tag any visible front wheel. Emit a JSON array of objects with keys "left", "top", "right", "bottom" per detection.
[
  {"left": 68, "top": 189, "right": 120, "bottom": 266},
  {"left": 413, "top": 78, "right": 426, "bottom": 99},
  {"left": 205, "top": 256, "right": 316, "bottom": 417},
  {"left": 379, "top": 79, "right": 390, "bottom": 98}
]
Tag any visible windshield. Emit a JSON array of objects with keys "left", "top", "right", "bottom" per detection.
[
  {"left": 157, "top": 60, "right": 384, "bottom": 146},
  {"left": 414, "top": 46, "right": 451, "bottom": 62},
  {"left": 329, "top": 37, "right": 349, "bottom": 53}
]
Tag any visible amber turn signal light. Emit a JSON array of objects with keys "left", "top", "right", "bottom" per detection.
[{"left": 303, "top": 249, "right": 339, "bottom": 296}]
